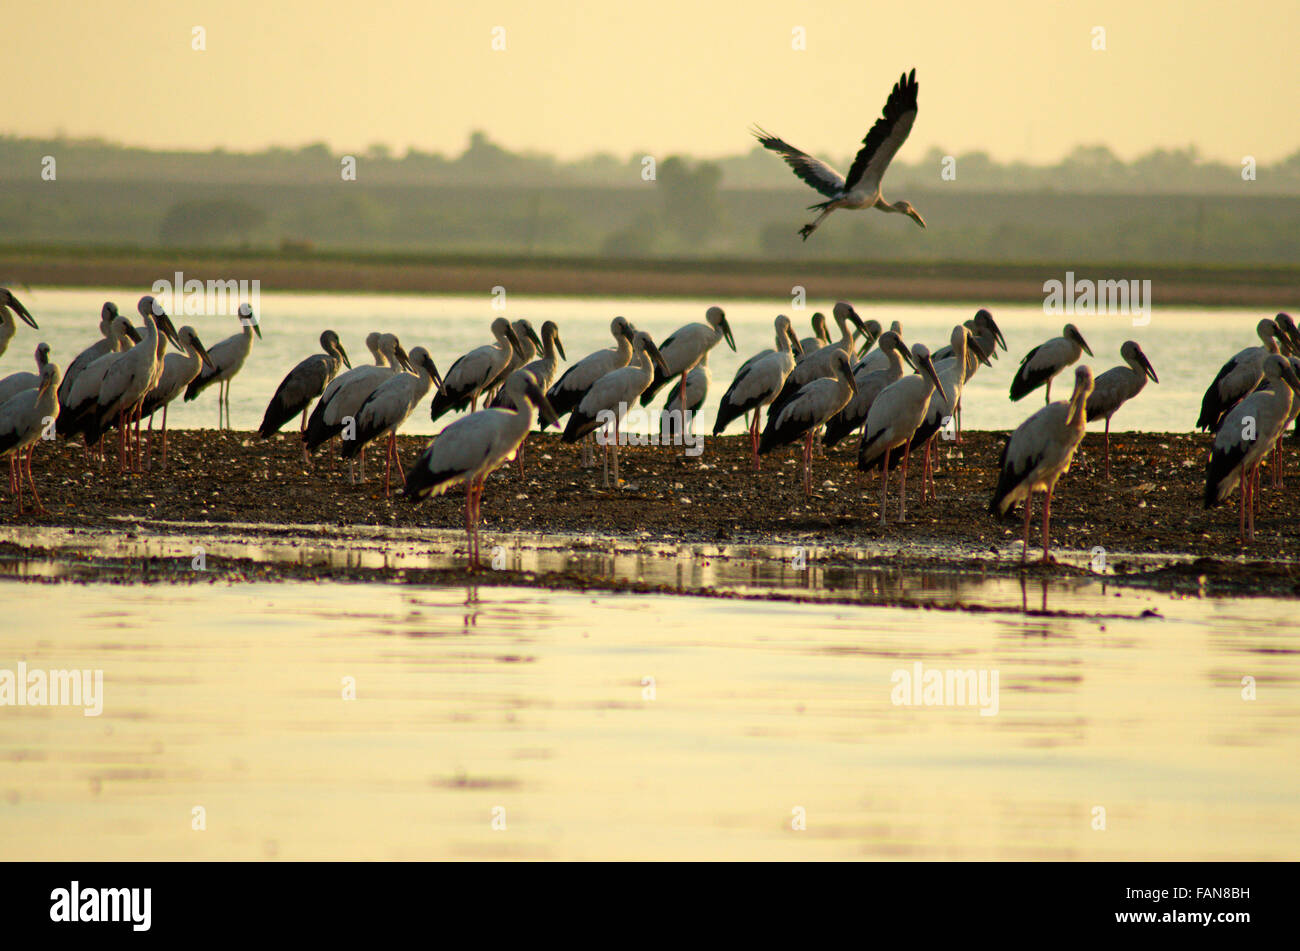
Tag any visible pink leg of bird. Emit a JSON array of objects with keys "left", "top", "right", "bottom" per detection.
[
  {"left": 1021, "top": 491, "right": 1034, "bottom": 563},
  {"left": 1104, "top": 419, "right": 1111, "bottom": 481},
  {"left": 750, "top": 411, "right": 761, "bottom": 471},
  {"left": 161, "top": 405, "right": 169, "bottom": 471},
  {"left": 1041, "top": 485, "right": 1055, "bottom": 563},
  {"left": 1238, "top": 472, "right": 1246, "bottom": 544},
  {"left": 25, "top": 444, "right": 45, "bottom": 515},
  {"left": 879, "top": 450, "right": 890, "bottom": 527},
  {"left": 899, "top": 442, "right": 911, "bottom": 522},
  {"left": 802, "top": 431, "right": 814, "bottom": 496}
]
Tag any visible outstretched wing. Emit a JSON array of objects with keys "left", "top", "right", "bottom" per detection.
[
  {"left": 845, "top": 69, "right": 919, "bottom": 193},
  {"left": 751, "top": 126, "right": 846, "bottom": 199}
]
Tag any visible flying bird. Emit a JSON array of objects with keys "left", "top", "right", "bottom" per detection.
[{"left": 754, "top": 69, "right": 924, "bottom": 240}]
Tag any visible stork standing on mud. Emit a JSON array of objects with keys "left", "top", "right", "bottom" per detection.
[
  {"left": 1084, "top": 341, "right": 1159, "bottom": 480},
  {"left": 990, "top": 366, "right": 1095, "bottom": 562}
]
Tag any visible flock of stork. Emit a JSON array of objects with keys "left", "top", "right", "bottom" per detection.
[{"left": 2, "top": 285, "right": 1298, "bottom": 564}]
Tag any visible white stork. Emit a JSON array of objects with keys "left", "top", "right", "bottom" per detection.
[
  {"left": 1196, "top": 318, "right": 1284, "bottom": 432},
  {"left": 88, "top": 296, "right": 183, "bottom": 471},
  {"left": 135, "top": 326, "right": 215, "bottom": 470},
  {"left": 713, "top": 314, "right": 803, "bottom": 469},
  {"left": 485, "top": 318, "right": 543, "bottom": 400},
  {"left": 758, "top": 349, "right": 858, "bottom": 495},
  {"left": 884, "top": 326, "right": 992, "bottom": 502},
  {"left": 769, "top": 302, "right": 871, "bottom": 418},
  {"left": 857, "top": 344, "right": 948, "bottom": 525},
  {"left": 488, "top": 320, "right": 567, "bottom": 477},
  {"left": 754, "top": 69, "right": 924, "bottom": 240},
  {"left": 344, "top": 347, "right": 444, "bottom": 495},
  {"left": 405, "top": 372, "right": 560, "bottom": 570},
  {"left": 0, "top": 362, "right": 59, "bottom": 513},
  {"left": 822, "top": 331, "right": 915, "bottom": 448},
  {"left": 0, "top": 342, "right": 52, "bottom": 406},
  {"left": 430, "top": 317, "right": 531, "bottom": 421},
  {"left": 56, "top": 313, "right": 143, "bottom": 442},
  {"left": 638, "top": 306, "right": 735, "bottom": 407},
  {"left": 1084, "top": 341, "right": 1159, "bottom": 480},
  {"left": 1010, "top": 323, "right": 1093, "bottom": 404},
  {"left": 989, "top": 366, "right": 1095, "bottom": 562},
  {"left": 544, "top": 317, "right": 637, "bottom": 468},
  {"left": 1205, "top": 355, "right": 1300, "bottom": 542},
  {"left": 58, "top": 303, "right": 131, "bottom": 408},
  {"left": 304, "top": 332, "right": 412, "bottom": 475},
  {"left": 259, "top": 331, "right": 352, "bottom": 450},
  {"left": 0, "top": 289, "right": 38, "bottom": 360},
  {"left": 184, "top": 303, "right": 262, "bottom": 428},
  {"left": 563, "top": 331, "right": 669, "bottom": 487}
]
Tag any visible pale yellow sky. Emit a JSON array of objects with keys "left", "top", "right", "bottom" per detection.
[{"left": 10, "top": 0, "right": 1299, "bottom": 163}]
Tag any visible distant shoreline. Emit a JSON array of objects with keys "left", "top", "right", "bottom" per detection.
[{"left": 2, "top": 247, "right": 1296, "bottom": 307}]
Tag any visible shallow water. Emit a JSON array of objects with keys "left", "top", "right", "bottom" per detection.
[
  {"left": 1, "top": 288, "right": 1266, "bottom": 437},
  {"left": 2, "top": 565, "right": 1298, "bottom": 860}
]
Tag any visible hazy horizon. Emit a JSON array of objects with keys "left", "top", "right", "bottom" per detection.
[{"left": 11, "top": 1, "right": 1299, "bottom": 164}]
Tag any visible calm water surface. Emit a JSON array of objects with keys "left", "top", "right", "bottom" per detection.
[
  {"left": 2, "top": 576, "right": 1297, "bottom": 860},
  {"left": 0, "top": 288, "right": 1268, "bottom": 436}
]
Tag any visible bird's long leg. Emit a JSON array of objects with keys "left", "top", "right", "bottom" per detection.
[
  {"left": 516, "top": 440, "right": 525, "bottom": 480},
  {"left": 799, "top": 207, "right": 835, "bottom": 241},
  {"left": 899, "top": 442, "right": 911, "bottom": 522},
  {"left": 613, "top": 418, "right": 621, "bottom": 486},
  {"left": 879, "top": 450, "right": 890, "bottom": 527},
  {"left": 25, "top": 444, "right": 45, "bottom": 515},
  {"left": 162, "top": 404, "right": 169, "bottom": 471},
  {"left": 1104, "top": 419, "right": 1111, "bottom": 481},
  {"left": 14, "top": 453, "right": 24, "bottom": 514},
  {"left": 921, "top": 440, "right": 932, "bottom": 503},
  {"left": 383, "top": 436, "right": 393, "bottom": 498},
  {"left": 955, "top": 399, "right": 963, "bottom": 444},
  {"left": 750, "top": 410, "right": 761, "bottom": 471},
  {"left": 9, "top": 456, "right": 17, "bottom": 494},
  {"left": 360, "top": 445, "right": 366, "bottom": 483},
  {"left": 802, "top": 431, "right": 813, "bottom": 496},
  {"left": 464, "top": 481, "right": 474, "bottom": 569},
  {"left": 1045, "top": 379, "right": 1052, "bottom": 405},
  {"left": 1237, "top": 472, "right": 1245, "bottom": 544},
  {"left": 1022, "top": 492, "right": 1033, "bottom": 563},
  {"left": 300, "top": 407, "right": 307, "bottom": 432},
  {"left": 1247, "top": 465, "right": 1256, "bottom": 543},
  {"left": 1041, "top": 486, "right": 1054, "bottom": 563},
  {"left": 602, "top": 423, "right": 610, "bottom": 488}
]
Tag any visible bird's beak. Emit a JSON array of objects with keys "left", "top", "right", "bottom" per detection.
[
  {"left": 396, "top": 345, "right": 414, "bottom": 372},
  {"left": 787, "top": 327, "right": 803, "bottom": 356},
  {"left": 845, "top": 307, "right": 868, "bottom": 339},
  {"left": 1283, "top": 363, "right": 1300, "bottom": 396},
  {"left": 194, "top": 338, "right": 216, "bottom": 371},
  {"left": 922, "top": 355, "right": 948, "bottom": 406},
  {"left": 124, "top": 324, "right": 144, "bottom": 344},
  {"left": 527, "top": 381, "right": 561, "bottom": 428},
  {"left": 505, "top": 325, "right": 525, "bottom": 355},
  {"left": 1140, "top": 352, "right": 1158, "bottom": 384},
  {"left": 897, "top": 343, "right": 917, "bottom": 371},
  {"left": 646, "top": 340, "right": 670, "bottom": 375},
  {"left": 9, "top": 295, "right": 38, "bottom": 329},
  {"left": 1078, "top": 333, "right": 1094, "bottom": 358},
  {"left": 156, "top": 311, "right": 183, "bottom": 348},
  {"left": 620, "top": 323, "right": 636, "bottom": 344},
  {"left": 845, "top": 366, "right": 859, "bottom": 396},
  {"left": 426, "top": 356, "right": 444, "bottom": 391},
  {"left": 970, "top": 336, "right": 993, "bottom": 367},
  {"left": 986, "top": 316, "right": 1007, "bottom": 351},
  {"left": 909, "top": 209, "right": 927, "bottom": 229},
  {"left": 554, "top": 333, "right": 567, "bottom": 361},
  {"left": 721, "top": 316, "right": 736, "bottom": 352},
  {"left": 525, "top": 324, "right": 543, "bottom": 351},
  {"left": 337, "top": 343, "right": 352, "bottom": 370}
]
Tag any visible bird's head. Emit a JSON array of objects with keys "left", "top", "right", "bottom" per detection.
[
  {"left": 613, "top": 316, "right": 636, "bottom": 345},
  {"left": 896, "top": 200, "right": 926, "bottom": 229},
  {"left": 1064, "top": 323, "right": 1093, "bottom": 357},
  {"left": 706, "top": 306, "right": 735, "bottom": 351},
  {"left": 833, "top": 349, "right": 858, "bottom": 396},
  {"left": 636, "top": 332, "right": 670, "bottom": 375},
  {"left": 182, "top": 327, "right": 216, "bottom": 371},
  {"left": 321, "top": 330, "right": 351, "bottom": 369},
  {"left": 238, "top": 303, "right": 262, "bottom": 339},
  {"left": 1275, "top": 313, "right": 1300, "bottom": 354},
  {"left": 975, "top": 308, "right": 1007, "bottom": 351},
  {"left": 36, "top": 362, "right": 60, "bottom": 396},
  {"left": 913, "top": 343, "right": 948, "bottom": 405},
  {"left": 139, "top": 296, "right": 182, "bottom": 348},
  {"left": 833, "top": 301, "right": 868, "bottom": 341},
  {"left": 513, "top": 318, "right": 544, "bottom": 354},
  {"left": 1072, "top": 364, "right": 1095, "bottom": 400},
  {"left": 1120, "top": 340, "right": 1158, "bottom": 384},
  {"left": 776, "top": 315, "right": 803, "bottom": 356},
  {"left": 407, "top": 346, "right": 443, "bottom": 389},
  {"left": 515, "top": 371, "right": 560, "bottom": 428},
  {"left": 100, "top": 302, "right": 119, "bottom": 332},
  {"left": 540, "top": 320, "right": 566, "bottom": 361},
  {"left": 35, "top": 341, "right": 51, "bottom": 366},
  {"left": 1, "top": 289, "right": 37, "bottom": 329},
  {"left": 883, "top": 331, "right": 913, "bottom": 369}
]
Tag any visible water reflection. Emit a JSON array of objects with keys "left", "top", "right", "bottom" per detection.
[{"left": 0, "top": 523, "right": 1165, "bottom": 617}]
